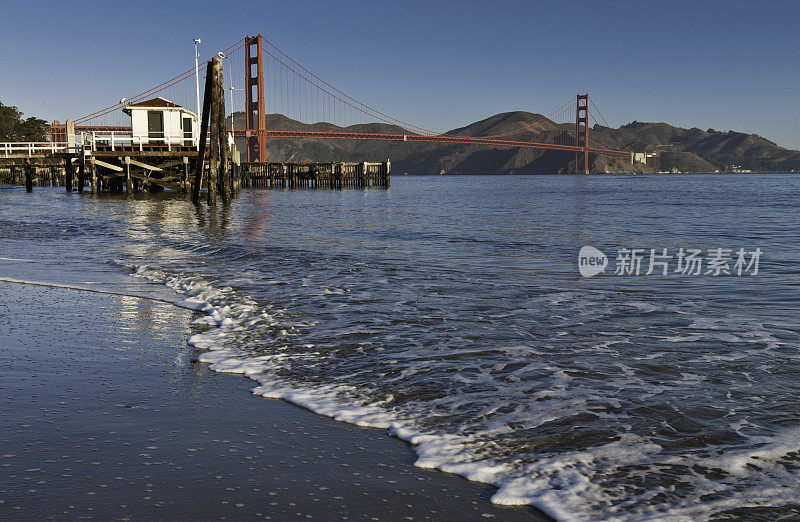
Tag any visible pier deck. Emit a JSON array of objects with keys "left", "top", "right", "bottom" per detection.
[
  {"left": 244, "top": 161, "right": 389, "bottom": 189},
  {"left": 0, "top": 154, "right": 390, "bottom": 192}
]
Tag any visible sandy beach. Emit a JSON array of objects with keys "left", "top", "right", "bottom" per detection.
[{"left": 0, "top": 281, "right": 548, "bottom": 520}]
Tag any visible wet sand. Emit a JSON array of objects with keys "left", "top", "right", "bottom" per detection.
[{"left": 0, "top": 282, "right": 549, "bottom": 520}]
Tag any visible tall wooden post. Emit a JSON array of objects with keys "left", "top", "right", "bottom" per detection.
[
  {"left": 216, "top": 59, "right": 230, "bottom": 205},
  {"left": 193, "top": 60, "right": 214, "bottom": 204},
  {"left": 207, "top": 57, "right": 224, "bottom": 205},
  {"left": 65, "top": 156, "right": 74, "bottom": 192},
  {"left": 24, "top": 159, "right": 33, "bottom": 192}
]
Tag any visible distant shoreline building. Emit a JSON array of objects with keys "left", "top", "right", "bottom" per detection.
[{"left": 632, "top": 151, "right": 661, "bottom": 170}]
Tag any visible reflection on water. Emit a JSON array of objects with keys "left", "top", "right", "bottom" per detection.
[{"left": 241, "top": 191, "right": 276, "bottom": 244}]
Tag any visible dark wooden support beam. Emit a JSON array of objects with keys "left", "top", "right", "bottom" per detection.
[
  {"left": 24, "top": 159, "right": 33, "bottom": 192},
  {"left": 207, "top": 57, "right": 223, "bottom": 205},
  {"left": 193, "top": 59, "right": 214, "bottom": 204},
  {"left": 127, "top": 159, "right": 163, "bottom": 172},
  {"left": 64, "top": 156, "right": 74, "bottom": 192},
  {"left": 215, "top": 60, "right": 230, "bottom": 204},
  {"left": 129, "top": 171, "right": 182, "bottom": 192},
  {"left": 77, "top": 151, "right": 85, "bottom": 192}
]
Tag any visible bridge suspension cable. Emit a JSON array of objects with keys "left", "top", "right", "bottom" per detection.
[
  {"left": 74, "top": 38, "right": 246, "bottom": 125},
  {"left": 588, "top": 95, "right": 629, "bottom": 152},
  {"left": 259, "top": 36, "right": 440, "bottom": 136},
  {"left": 476, "top": 97, "right": 574, "bottom": 139}
]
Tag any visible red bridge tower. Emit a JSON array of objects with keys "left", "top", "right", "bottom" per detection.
[{"left": 245, "top": 34, "right": 267, "bottom": 162}]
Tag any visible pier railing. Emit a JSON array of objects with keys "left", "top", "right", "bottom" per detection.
[
  {"left": 0, "top": 142, "right": 77, "bottom": 158},
  {"left": 1, "top": 131, "right": 202, "bottom": 158}
]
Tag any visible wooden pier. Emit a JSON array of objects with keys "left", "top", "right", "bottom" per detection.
[
  {"left": 243, "top": 161, "right": 390, "bottom": 189},
  {"left": 0, "top": 150, "right": 207, "bottom": 195},
  {"left": 0, "top": 161, "right": 69, "bottom": 188},
  {"left": 0, "top": 58, "right": 389, "bottom": 198},
  {"left": 0, "top": 158, "right": 391, "bottom": 192}
]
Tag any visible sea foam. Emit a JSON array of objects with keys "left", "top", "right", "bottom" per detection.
[{"left": 122, "top": 262, "right": 800, "bottom": 521}]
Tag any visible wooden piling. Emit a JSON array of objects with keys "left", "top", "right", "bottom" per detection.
[
  {"left": 214, "top": 59, "right": 230, "bottom": 205},
  {"left": 65, "top": 156, "right": 74, "bottom": 192},
  {"left": 24, "top": 159, "right": 33, "bottom": 192},
  {"left": 181, "top": 156, "right": 189, "bottom": 194},
  {"left": 124, "top": 157, "right": 133, "bottom": 195},
  {"left": 206, "top": 58, "right": 225, "bottom": 205},
  {"left": 90, "top": 157, "right": 98, "bottom": 194},
  {"left": 77, "top": 152, "right": 85, "bottom": 192},
  {"left": 193, "top": 60, "right": 214, "bottom": 204}
]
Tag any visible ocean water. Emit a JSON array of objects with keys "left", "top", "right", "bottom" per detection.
[{"left": 2, "top": 174, "right": 799, "bottom": 521}]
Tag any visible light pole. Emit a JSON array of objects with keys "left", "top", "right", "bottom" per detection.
[
  {"left": 231, "top": 83, "right": 245, "bottom": 153},
  {"left": 228, "top": 61, "right": 244, "bottom": 136},
  {"left": 193, "top": 38, "right": 202, "bottom": 147}
]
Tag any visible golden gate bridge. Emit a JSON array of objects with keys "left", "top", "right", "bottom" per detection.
[{"left": 52, "top": 34, "right": 631, "bottom": 175}]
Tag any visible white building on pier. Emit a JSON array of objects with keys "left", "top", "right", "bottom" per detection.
[{"left": 123, "top": 97, "right": 198, "bottom": 146}]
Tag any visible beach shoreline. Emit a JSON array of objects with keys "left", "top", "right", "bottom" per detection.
[{"left": 0, "top": 281, "right": 548, "bottom": 520}]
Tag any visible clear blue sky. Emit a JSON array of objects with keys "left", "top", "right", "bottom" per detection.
[{"left": 2, "top": 0, "right": 799, "bottom": 147}]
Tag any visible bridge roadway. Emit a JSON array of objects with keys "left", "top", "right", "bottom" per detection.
[
  {"left": 4, "top": 129, "right": 631, "bottom": 161},
  {"left": 234, "top": 129, "right": 633, "bottom": 157}
]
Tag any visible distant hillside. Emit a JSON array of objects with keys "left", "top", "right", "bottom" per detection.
[
  {"left": 608, "top": 122, "right": 800, "bottom": 172},
  {"left": 227, "top": 112, "right": 800, "bottom": 174}
]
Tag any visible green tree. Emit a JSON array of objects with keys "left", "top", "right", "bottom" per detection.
[
  {"left": 0, "top": 102, "right": 20, "bottom": 141},
  {"left": 0, "top": 101, "right": 48, "bottom": 142}
]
